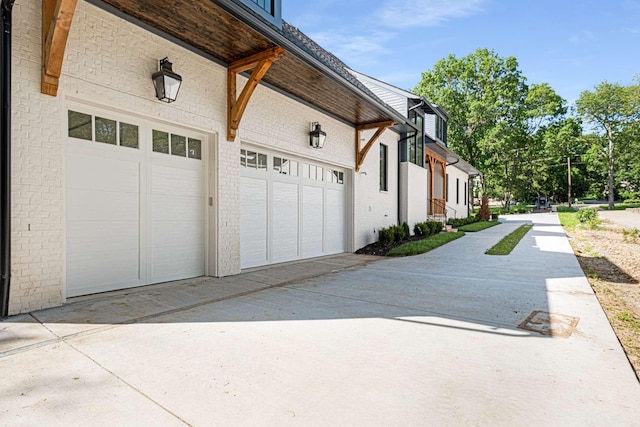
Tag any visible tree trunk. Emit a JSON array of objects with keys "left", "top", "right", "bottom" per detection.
[{"left": 607, "top": 128, "right": 615, "bottom": 210}]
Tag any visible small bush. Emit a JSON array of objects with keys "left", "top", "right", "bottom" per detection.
[
  {"left": 414, "top": 222, "right": 429, "bottom": 236},
  {"left": 576, "top": 207, "right": 600, "bottom": 229},
  {"left": 428, "top": 221, "right": 444, "bottom": 234},
  {"left": 393, "top": 224, "right": 408, "bottom": 242},
  {"left": 378, "top": 227, "right": 394, "bottom": 245},
  {"left": 448, "top": 215, "right": 480, "bottom": 228},
  {"left": 401, "top": 222, "right": 410, "bottom": 238},
  {"left": 624, "top": 199, "right": 640, "bottom": 204}
]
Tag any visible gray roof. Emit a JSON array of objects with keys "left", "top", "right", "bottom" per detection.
[{"left": 280, "top": 21, "right": 393, "bottom": 114}]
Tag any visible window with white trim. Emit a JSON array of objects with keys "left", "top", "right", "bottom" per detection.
[
  {"left": 240, "top": 149, "right": 267, "bottom": 170},
  {"left": 68, "top": 110, "right": 139, "bottom": 150},
  {"left": 380, "top": 144, "right": 388, "bottom": 191}
]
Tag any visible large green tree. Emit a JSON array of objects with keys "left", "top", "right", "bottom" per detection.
[
  {"left": 414, "top": 49, "right": 565, "bottom": 207},
  {"left": 576, "top": 81, "right": 640, "bottom": 209}
]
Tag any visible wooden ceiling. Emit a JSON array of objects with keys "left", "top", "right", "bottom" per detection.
[{"left": 97, "top": 0, "right": 397, "bottom": 126}]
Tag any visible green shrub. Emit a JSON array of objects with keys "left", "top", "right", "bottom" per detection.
[
  {"left": 393, "top": 224, "right": 408, "bottom": 242},
  {"left": 413, "top": 222, "right": 429, "bottom": 236},
  {"left": 427, "top": 221, "right": 444, "bottom": 234},
  {"left": 447, "top": 215, "right": 480, "bottom": 228},
  {"left": 624, "top": 199, "right": 640, "bottom": 204},
  {"left": 378, "top": 227, "right": 394, "bottom": 245},
  {"left": 576, "top": 207, "right": 600, "bottom": 229},
  {"left": 401, "top": 222, "right": 410, "bottom": 238}
]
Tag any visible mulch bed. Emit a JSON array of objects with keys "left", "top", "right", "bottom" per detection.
[{"left": 355, "top": 234, "right": 427, "bottom": 257}]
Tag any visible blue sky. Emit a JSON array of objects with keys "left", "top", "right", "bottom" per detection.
[{"left": 283, "top": 0, "right": 640, "bottom": 106}]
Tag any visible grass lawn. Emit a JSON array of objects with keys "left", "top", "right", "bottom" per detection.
[
  {"left": 599, "top": 203, "right": 640, "bottom": 210},
  {"left": 388, "top": 232, "right": 465, "bottom": 256},
  {"left": 556, "top": 206, "right": 577, "bottom": 212},
  {"left": 558, "top": 211, "right": 579, "bottom": 230},
  {"left": 458, "top": 221, "right": 500, "bottom": 232},
  {"left": 485, "top": 224, "right": 533, "bottom": 255}
]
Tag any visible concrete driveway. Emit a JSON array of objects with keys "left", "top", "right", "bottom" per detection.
[
  {"left": 2, "top": 213, "right": 639, "bottom": 426},
  {"left": 598, "top": 209, "right": 640, "bottom": 229}
]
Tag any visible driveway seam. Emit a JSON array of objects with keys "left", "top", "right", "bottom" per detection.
[
  {"left": 280, "top": 285, "right": 530, "bottom": 333},
  {"left": 61, "top": 340, "right": 193, "bottom": 426}
]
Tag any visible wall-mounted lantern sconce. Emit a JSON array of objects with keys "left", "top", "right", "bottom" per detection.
[
  {"left": 152, "top": 58, "right": 182, "bottom": 103},
  {"left": 309, "top": 122, "right": 326, "bottom": 149}
]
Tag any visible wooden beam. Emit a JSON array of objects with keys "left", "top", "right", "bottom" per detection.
[
  {"left": 228, "top": 47, "right": 284, "bottom": 73},
  {"left": 42, "top": 0, "right": 78, "bottom": 96},
  {"left": 355, "top": 121, "right": 395, "bottom": 172},
  {"left": 227, "top": 48, "right": 284, "bottom": 142}
]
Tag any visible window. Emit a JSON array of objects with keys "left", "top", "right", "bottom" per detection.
[
  {"left": 445, "top": 174, "right": 449, "bottom": 202},
  {"left": 380, "top": 144, "right": 388, "bottom": 191},
  {"left": 401, "top": 103, "right": 425, "bottom": 167},
  {"left": 273, "top": 157, "right": 298, "bottom": 176},
  {"left": 435, "top": 115, "right": 447, "bottom": 144},
  {"left": 240, "top": 0, "right": 281, "bottom": 27},
  {"left": 68, "top": 110, "right": 139, "bottom": 149},
  {"left": 327, "top": 169, "right": 344, "bottom": 184},
  {"left": 153, "top": 130, "right": 202, "bottom": 159},
  {"left": 240, "top": 149, "right": 267, "bottom": 170},
  {"left": 456, "top": 178, "right": 460, "bottom": 204},
  {"left": 464, "top": 182, "right": 468, "bottom": 205}
]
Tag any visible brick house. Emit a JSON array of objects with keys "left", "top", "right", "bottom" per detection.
[{"left": 1, "top": 0, "right": 478, "bottom": 316}]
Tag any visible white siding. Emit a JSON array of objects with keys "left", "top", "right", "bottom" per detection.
[
  {"left": 446, "top": 165, "right": 471, "bottom": 219},
  {"left": 400, "top": 163, "right": 429, "bottom": 230},
  {"left": 353, "top": 129, "right": 399, "bottom": 250},
  {"left": 348, "top": 70, "right": 410, "bottom": 118}
]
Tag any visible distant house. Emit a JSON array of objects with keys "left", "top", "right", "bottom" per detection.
[
  {"left": 349, "top": 70, "right": 480, "bottom": 226},
  {"left": 2, "top": 0, "right": 479, "bottom": 316}
]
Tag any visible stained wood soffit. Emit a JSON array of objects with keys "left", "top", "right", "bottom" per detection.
[
  {"left": 355, "top": 121, "right": 395, "bottom": 172},
  {"left": 42, "top": 0, "right": 78, "bottom": 96},
  {"left": 227, "top": 47, "right": 284, "bottom": 142}
]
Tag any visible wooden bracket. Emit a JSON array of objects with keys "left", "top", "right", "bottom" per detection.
[
  {"left": 227, "top": 47, "right": 284, "bottom": 141},
  {"left": 42, "top": 0, "right": 78, "bottom": 96},
  {"left": 355, "top": 121, "right": 395, "bottom": 172}
]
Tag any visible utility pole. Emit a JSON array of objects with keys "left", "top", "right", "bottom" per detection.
[{"left": 567, "top": 156, "right": 572, "bottom": 208}]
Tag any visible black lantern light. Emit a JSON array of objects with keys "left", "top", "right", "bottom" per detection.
[
  {"left": 309, "top": 122, "right": 326, "bottom": 149},
  {"left": 152, "top": 58, "right": 182, "bottom": 103}
]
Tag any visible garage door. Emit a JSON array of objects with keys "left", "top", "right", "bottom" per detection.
[
  {"left": 240, "top": 147, "right": 346, "bottom": 269},
  {"left": 66, "top": 109, "right": 205, "bottom": 297}
]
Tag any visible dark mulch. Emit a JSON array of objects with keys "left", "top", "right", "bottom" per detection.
[{"left": 355, "top": 235, "right": 427, "bottom": 257}]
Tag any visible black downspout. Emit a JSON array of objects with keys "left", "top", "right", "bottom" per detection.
[{"left": 1, "top": 0, "right": 15, "bottom": 318}]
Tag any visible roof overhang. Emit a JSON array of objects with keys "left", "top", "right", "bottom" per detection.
[
  {"left": 89, "top": 0, "right": 406, "bottom": 128},
  {"left": 426, "top": 141, "right": 480, "bottom": 176}
]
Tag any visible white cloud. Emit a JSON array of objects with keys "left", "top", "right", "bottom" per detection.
[
  {"left": 569, "top": 30, "right": 596, "bottom": 44},
  {"left": 309, "top": 30, "right": 394, "bottom": 68},
  {"left": 375, "top": 0, "right": 486, "bottom": 28}
]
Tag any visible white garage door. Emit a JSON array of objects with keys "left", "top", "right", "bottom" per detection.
[
  {"left": 66, "top": 109, "right": 205, "bottom": 297},
  {"left": 240, "top": 147, "right": 347, "bottom": 269}
]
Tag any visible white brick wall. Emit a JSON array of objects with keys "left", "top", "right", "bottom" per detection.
[
  {"left": 400, "top": 163, "right": 429, "bottom": 228},
  {"left": 353, "top": 129, "right": 399, "bottom": 250},
  {"left": 11, "top": 0, "right": 66, "bottom": 314},
  {"left": 9, "top": 0, "right": 362, "bottom": 314},
  {"left": 446, "top": 165, "right": 471, "bottom": 219}
]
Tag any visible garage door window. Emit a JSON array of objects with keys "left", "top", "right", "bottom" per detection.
[
  {"left": 69, "top": 110, "right": 139, "bottom": 150},
  {"left": 273, "top": 157, "right": 298, "bottom": 176},
  {"left": 241, "top": 149, "right": 267, "bottom": 170},
  {"left": 302, "top": 164, "right": 323, "bottom": 181},
  {"left": 326, "top": 169, "right": 344, "bottom": 184}
]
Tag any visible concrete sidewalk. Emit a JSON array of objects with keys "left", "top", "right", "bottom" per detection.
[{"left": 1, "top": 213, "right": 639, "bottom": 426}]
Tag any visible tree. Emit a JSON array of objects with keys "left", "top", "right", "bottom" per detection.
[
  {"left": 576, "top": 81, "right": 640, "bottom": 209},
  {"left": 414, "top": 49, "right": 566, "bottom": 208}
]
